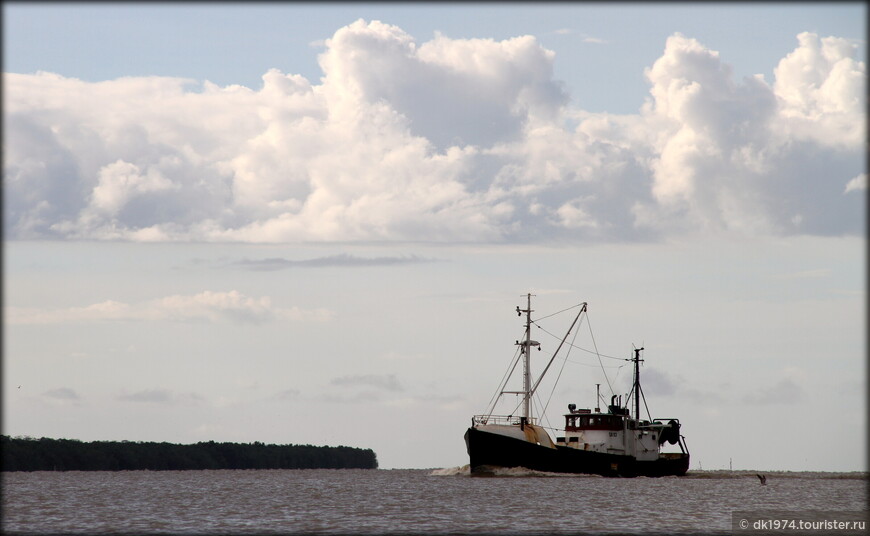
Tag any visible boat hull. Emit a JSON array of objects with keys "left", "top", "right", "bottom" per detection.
[{"left": 465, "top": 426, "right": 689, "bottom": 477}]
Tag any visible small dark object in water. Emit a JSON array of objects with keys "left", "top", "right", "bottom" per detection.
[{"left": 756, "top": 474, "right": 767, "bottom": 485}]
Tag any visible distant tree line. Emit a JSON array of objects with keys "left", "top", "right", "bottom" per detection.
[{"left": 1, "top": 436, "right": 378, "bottom": 471}]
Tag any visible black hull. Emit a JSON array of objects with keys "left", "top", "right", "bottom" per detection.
[{"left": 465, "top": 427, "right": 689, "bottom": 478}]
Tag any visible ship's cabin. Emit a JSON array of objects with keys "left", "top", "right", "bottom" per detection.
[
  {"left": 565, "top": 412, "right": 623, "bottom": 431},
  {"left": 556, "top": 403, "right": 635, "bottom": 452},
  {"left": 563, "top": 401, "right": 633, "bottom": 431}
]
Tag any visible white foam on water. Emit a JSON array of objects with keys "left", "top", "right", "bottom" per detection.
[
  {"left": 488, "top": 466, "right": 599, "bottom": 477},
  {"left": 430, "top": 464, "right": 601, "bottom": 477},
  {"left": 428, "top": 464, "right": 470, "bottom": 476}
]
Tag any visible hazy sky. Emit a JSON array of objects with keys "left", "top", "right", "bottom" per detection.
[{"left": 3, "top": 3, "right": 866, "bottom": 471}]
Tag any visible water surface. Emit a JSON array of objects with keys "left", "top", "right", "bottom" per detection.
[{"left": 3, "top": 467, "right": 866, "bottom": 534}]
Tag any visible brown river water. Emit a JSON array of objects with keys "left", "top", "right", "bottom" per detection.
[{"left": 2, "top": 467, "right": 866, "bottom": 534}]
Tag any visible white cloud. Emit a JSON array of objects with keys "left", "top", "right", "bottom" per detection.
[
  {"left": 844, "top": 173, "right": 866, "bottom": 193},
  {"left": 554, "top": 198, "right": 600, "bottom": 229},
  {"left": 90, "top": 160, "right": 179, "bottom": 215},
  {"left": 5, "top": 291, "right": 332, "bottom": 325},
  {"left": 634, "top": 32, "right": 865, "bottom": 236},
  {"left": 773, "top": 32, "right": 866, "bottom": 147},
  {"left": 3, "top": 23, "right": 864, "bottom": 243},
  {"left": 155, "top": 291, "right": 270, "bottom": 323}
]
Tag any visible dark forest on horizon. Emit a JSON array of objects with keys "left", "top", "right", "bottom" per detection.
[{"left": 1, "top": 435, "right": 378, "bottom": 471}]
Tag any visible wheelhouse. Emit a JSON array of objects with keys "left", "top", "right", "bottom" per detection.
[{"left": 565, "top": 412, "right": 623, "bottom": 431}]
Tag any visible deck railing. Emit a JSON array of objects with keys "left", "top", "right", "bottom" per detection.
[{"left": 472, "top": 415, "right": 534, "bottom": 426}]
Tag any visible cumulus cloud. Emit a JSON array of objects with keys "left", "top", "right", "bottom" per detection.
[
  {"left": 632, "top": 32, "right": 865, "bottom": 235},
  {"left": 773, "top": 32, "right": 865, "bottom": 147},
  {"left": 3, "top": 22, "right": 865, "bottom": 243},
  {"left": 6, "top": 290, "right": 332, "bottom": 325}
]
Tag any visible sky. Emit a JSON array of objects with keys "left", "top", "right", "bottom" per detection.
[{"left": 2, "top": 3, "right": 866, "bottom": 471}]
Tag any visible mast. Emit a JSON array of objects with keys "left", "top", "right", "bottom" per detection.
[
  {"left": 521, "top": 293, "right": 532, "bottom": 421},
  {"left": 633, "top": 347, "right": 644, "bottom": 420},
  {"left": 514, "top": 293, "right": 537, "bottom": 422}
]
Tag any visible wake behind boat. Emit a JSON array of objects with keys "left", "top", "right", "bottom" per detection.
[{"left": 464, "top": 294, "right": 689, "bottom": 477}]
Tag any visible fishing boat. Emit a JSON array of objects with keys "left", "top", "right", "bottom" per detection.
[{"left": 464, "top": 294, "right": 690, "bottom": 477}]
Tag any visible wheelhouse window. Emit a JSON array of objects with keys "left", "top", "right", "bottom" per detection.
[{"left": 566, "top": 414, "right": 625, "bottom": 431}]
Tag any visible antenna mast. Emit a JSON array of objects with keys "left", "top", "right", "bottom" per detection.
[
  {"left": 522, "top": 293, "right": 532, "bottom": 421},
  {"left": 515, "top": 293, "right": 536, "bottom": 422},
  {"left": 633, "top": 347, "right": 644, "bottom": 420}
]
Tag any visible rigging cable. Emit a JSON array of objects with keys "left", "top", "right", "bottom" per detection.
[
  {"left": 567, "top": 359, "right": 624, "bottom": 369},
  {"left": 531, "top": 321, "right": 628, "bottom": 361},
  {"left": 585, "top": 312, "right": 615, "bottom": 397},
  {"left": 533, "top": 389, "right": 553, "bottom": 431},
  {"left": 506, "top": 396, "right": 525, "bottom": 422},
  {"left": 533, "top": 302, "right": 585, "bottom": 323},
  {"left": 483, "top": 342, "right": 523, "bottom": 417},
  {"left": 540, "top": 312, "right": 583, "bottom": 419},
  {"left": 496, "top": 335, "right": 532, "bottom": 421},
  {"left": 639, "top": 380, "right": 653, "bottom": 422}
]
